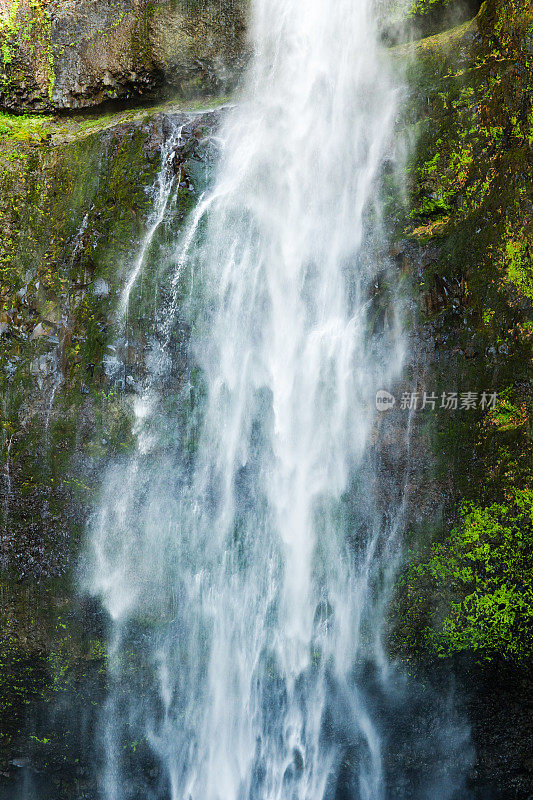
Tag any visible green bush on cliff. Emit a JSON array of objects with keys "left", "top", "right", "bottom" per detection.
[
  {"left": 409, "top": 0, "right": 452, "bottom": 17},
  {"left": 405, "top": 489, "right": 533, "bottom": 661}
]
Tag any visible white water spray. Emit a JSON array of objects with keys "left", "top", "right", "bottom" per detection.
[{"left": 84, "top": 1, "right": 423, "bottom": 799}]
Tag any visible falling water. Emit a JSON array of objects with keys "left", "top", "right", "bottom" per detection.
[
  {"left": 84, "top": 0, "right": 470, "bottom": 799},
  {"left": 119, "top": 124, "right": 184, "bottom": 322}
]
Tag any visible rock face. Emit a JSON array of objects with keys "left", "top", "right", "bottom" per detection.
[
  {"left": 0, "top": 102, "right": 222, "bottom": 790},
  {"left": 0, "top": 0, "right": 248, "bottom": 112},
  {"left": 390, "top": 0, "right": 533, "bottom": 657},
  {"left": 0, "top": 101, "right": 222, "bottom": 582}
]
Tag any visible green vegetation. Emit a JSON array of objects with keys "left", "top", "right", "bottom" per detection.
[
  {"left": 0, "top": 109, "right": 53, "bottom": 140},
  {"left": 390, "top": 0, "right": 533, "bottom": 666},
  {"left": 409, "top": 0, "right": 453, "bottom": 17},
  {"left": 0, "top": 0, "right": 55, "bottom": 105},
  {"left": 0, "top": 95, "right": 215, "bottom": 593},
  {"left": 397, "top": 490, "right": 533, "bottom": 661}
]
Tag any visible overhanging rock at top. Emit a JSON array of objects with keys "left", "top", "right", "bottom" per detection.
[{"left": 0, "top": 0, "right": 249, "bottom": 113}]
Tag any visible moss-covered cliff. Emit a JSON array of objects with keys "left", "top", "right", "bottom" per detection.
[
  {"left": 0, "top": 100, "right": 221, "bottom": 792},
  {"left": 0, "top": 101, "right": 220, "bottom": 578},
  {"left": 389, "top": 0, "right": 533, "bottom": 669}
]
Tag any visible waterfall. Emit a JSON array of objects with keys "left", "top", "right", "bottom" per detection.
[{"left": 83, "top": 1, "right": 470, "bottom": 799}]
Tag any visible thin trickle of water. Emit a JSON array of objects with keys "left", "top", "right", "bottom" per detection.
[
  {"left": 3, "top": 432, "right": 13, "bottom": 520},
  {"left": 119, "top": 124, "right": 184, "bottom": 323},
  {"left": 43, "top": 356, "right": 63, "bottom": 441},
  {"left": 83, "top": 1, "right": 470, "bottom": 799}
]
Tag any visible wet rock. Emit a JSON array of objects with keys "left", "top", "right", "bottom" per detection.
[
  {"left": 92, "top": 278, "right": 110, "bottom": 298},
  {"left": 0, "top": 0, "right": 248, "bottom": 113},
  {"left": 30, "top": 322, "right": 54, "bottom": 339},
  {"left": 9, "top": 757, "right": 31, "bottom": 769}
]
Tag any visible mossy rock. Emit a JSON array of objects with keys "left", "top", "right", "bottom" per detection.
[
  {"left": 0, "top": 0, "right": 248, "bottom": 113},
  {"left": 390, "top": 0, "right": 533, "bottom": 665}
]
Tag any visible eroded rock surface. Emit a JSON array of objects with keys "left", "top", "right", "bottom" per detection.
[{"left": 0, "top": 0, "right": 248, "bottom": 112}]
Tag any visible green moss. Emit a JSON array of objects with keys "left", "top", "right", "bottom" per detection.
[
  {"left": 398, "top": 489, "right": 533, "bottom": 661},
  {"left": 0, "top": 110, "right": 54, "bottom": 142},
  {"left": 0, "top": 0, "right": 55, "bottom": 104},
  {"left": 131, "top": 3, "right": 155, "bottom": 70},
  {"left": 409, "top": 0, "right": 454, "bottom": 17},
  {"left": 0, "top": 117, "right": 161, "bottom": 583},
  {"left": 404, "top": 0, "right": 533, "bottom": 312},
  {"left": 501, "top": 224, "right": 533, "bottom": 300},
  {"left": 0, "top": 98, "right": 219, "bottom": 608},
  {"left": 390, "top": 0, "right": 533, "bottom": 666},
  {"left": 0, "top": 0, "right": 22, "bottom": 66}
]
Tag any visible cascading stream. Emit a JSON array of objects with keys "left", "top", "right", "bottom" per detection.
[{"left": 84, "top": 1, "right": 468, "bottom": 799}]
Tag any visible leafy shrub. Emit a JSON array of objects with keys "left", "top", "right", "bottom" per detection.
[{"left": 407, "top": 490, "right": 533, "bottom": 661}]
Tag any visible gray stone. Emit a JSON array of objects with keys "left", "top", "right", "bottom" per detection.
[{"left": 0, "top": 0, "right": 249, "bottom": 113}]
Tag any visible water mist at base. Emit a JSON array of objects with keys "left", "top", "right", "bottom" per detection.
[{"left": 83, "top": 1, "right": 472, "bottom": 798}]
